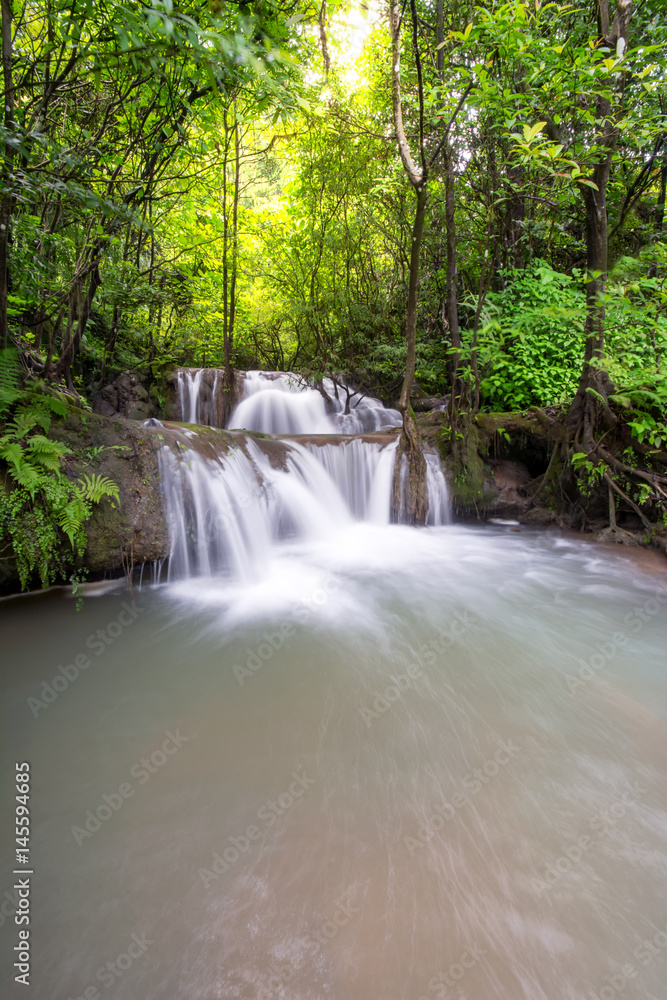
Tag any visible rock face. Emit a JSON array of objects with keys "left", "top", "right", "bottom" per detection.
[
  {"left": 418, "top": 408, "right": 560, "bottom": 523},
  {"left": 93, "top": 371, "right": 155, "bottom": 421},
  {"left": 48, "top": 410, "right": 170, "bottom": 575},
  {"left": 164, "top": 368, "right": 240, "bottom": 426},
  {"left": 485, "top": 458, "right": 533, "bottom": 518},
  {"left": 412, "top": 396, "right": 448, "bottom": 412}
]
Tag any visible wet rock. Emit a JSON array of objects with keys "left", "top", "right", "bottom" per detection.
[
  {"left": 412, "top": 396, "right": 448, "bottom": 412},
  {"left": 93, "top": 370, "right": 153, "bottom": 421},
  {"left": 48, "top": 410, "right": 170, "bottom": 574},
  {"left": 486, "top": 458, "right": 533, "bottom": 518}
]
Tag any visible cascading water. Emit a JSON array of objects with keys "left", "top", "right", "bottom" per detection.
[
  {"left": 177, "top": 368, "right": 204, "bottom": 424},
  {"left": 163, "top": 368, "right": 450, "bottom": 580},
  {"left": 229, "top": 370, "right": 403, "bottom": 435},
  {"left": 158, "top": 434, "right": 364, "bottom": 582},
  {"left": 176, "top": 367, "right": 402, "bottom": 436}
]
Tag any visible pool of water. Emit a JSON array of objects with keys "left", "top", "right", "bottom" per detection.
[{"left": 1, "top": 524, "right": 666, "bottom": 1000}]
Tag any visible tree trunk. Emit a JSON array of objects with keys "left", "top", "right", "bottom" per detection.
[
  {"left": 0, "top": 0, "right": 15, "bottom": 349},
  {"left": 57, "top": 261, "right": 102, "bottom": 388},
  {"left": 222, "top": 109, "right": 230, "bottom": 370},
  {"left": 442, "top": 142, "right": 461, "bottom": 399},
  {"left": 390, "top": 0, "right": 429, "bottom": 525},
  {"left": 223, "top": 109, "right": 240, "bottom": 417},
  {"left": 394, "top": 186, "right": 429, "bottom": 527},
  {"left": 568, "top": 0, "right": 632, "bottom": 450},
  {"left": 655, "top": 154, "right": 666, "bottom": 234}
]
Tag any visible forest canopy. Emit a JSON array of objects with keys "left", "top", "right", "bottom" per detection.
[{"left": 0, "top": 0, "right": 663, "bottom": 404}]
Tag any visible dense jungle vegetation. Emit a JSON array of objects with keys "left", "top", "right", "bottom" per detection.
[{"left": 1, "top": 0, "right": 667, "bottom": 586}]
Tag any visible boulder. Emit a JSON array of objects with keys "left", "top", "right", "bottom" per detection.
[{"left": 93, "top": 371, "right": 152, "bottom": 421}]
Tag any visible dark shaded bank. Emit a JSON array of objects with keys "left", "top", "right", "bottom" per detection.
[
  {"left": 419, "top": 408, "right": 667, "bottom": 556},
  {"left": 2, "top": 402, "right": 666, "bottom": 595}
]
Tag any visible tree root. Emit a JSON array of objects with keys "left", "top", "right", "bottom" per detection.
[
  {"left": 596, "top": 445, "right": 667, "bottom": 495},
  {"left": 392, "top": 408, "right": 429, "bottom": 526},
  {"left": 603, "top": 472, "right": 652, "bottom": 530}
]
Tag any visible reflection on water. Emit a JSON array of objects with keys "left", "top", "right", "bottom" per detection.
[{"left": 1, "top": 525, "right": 666, "bottom": 1000}]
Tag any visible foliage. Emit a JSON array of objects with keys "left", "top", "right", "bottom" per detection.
[
  {"left": 0, "top": 352, "right": 119, "bottom": 589},
  {"left": 475, "top": 262, "right": 587, "bottom": 410}
]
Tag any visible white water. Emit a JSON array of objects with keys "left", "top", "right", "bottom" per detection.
[
  {"left": 177, "top": 368, "right": 204, "bottom": 424},
  {"left": 176, "top": 368, "right": 402, "bottom": 435},
  {"left": 158, "top": 436, "right": 361, "bottom": 582},
  {"left": 165, "top": 369, "right": 449, "bottom": 579},
  {"left": 176, "top": 369, "right": 222, "bottom": 427},
  {"left": 231, "top": 371, "right": 402, "bottom": 435},
  {"left": 157, "top": 430, "right": 444, "bottom": 581}
]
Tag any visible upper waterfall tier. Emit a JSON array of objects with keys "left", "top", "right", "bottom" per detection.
[{"left": 176, "top": 368, "right": 402, "bottom": 435}]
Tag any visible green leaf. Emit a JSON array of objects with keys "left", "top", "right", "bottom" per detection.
[{"left": 523, "top": 121, "right": 547, "bottom": 142}]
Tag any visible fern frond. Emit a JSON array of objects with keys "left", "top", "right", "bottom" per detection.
[
  {"left": 77, "top": 473, "right": 120, "bottom": 505},
  {"left": 43, "top": 395, "right": 68, "bottom": 417},
  {"left": 26, "top": 436, "right": 67, "bottom": 472},
  {"left": 8, "top": 412, "right": 39, "bottom": 439},
  {"left": 0, "top": 438, "right": 25, "bottom": 471},
  {"left": 58, "top": 497, "right": 87, "bottom": 546},
  {"left": 0, "top": 349, "right": 21, "bottom": 416},
  {"left": 10, "top": 462, "right": 41, "bottom": 496}
]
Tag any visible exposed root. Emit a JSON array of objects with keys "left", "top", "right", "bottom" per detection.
[
  {"left": 603, "top": 472, "right": 652, "bottom": 531},
  {"left": 392, "top": 408, "right": 429, "bottom": 525}
]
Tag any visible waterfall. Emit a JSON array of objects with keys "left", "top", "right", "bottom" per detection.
[
  {"left": 230, "top": 370, "right": 402, "bottom": 435},
  {"left": 177, "top": 368, "right": 203, "bottom": 424},
  {"left": 162, "top": 369, "right": 450, "bottom": 581},
  {"left": 176, "top": 368, "right": 223, "bottom": 426},
  {"left": 229, "top": 380, "right": 333, "bottom": 435},
  {"left": 303, "top": 438, "right": 398, "bottom": 522},
  {"left": 175, "top": 368, "right": 402, "bottom": 435},
  {"left": 157, "top": 432, "right": 415, "bottom": 580}
]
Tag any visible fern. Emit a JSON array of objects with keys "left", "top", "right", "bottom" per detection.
[
  {"left": 26, "top": 436, "right": 68, "bottom": 472},
  {"left": 10, "top": 411, "right": 40, "bottom": 439},
  {"left": 10, "top": 462, "right": 42, "bottom": 495},
  {"left": 0, "top": 438, "right": 25, "bottom": 470},
  {"left": 77, "top": 473, "right": 120, "bottom": 505},
  {"left": 0, "top": 349, "right": 21, "bottom": 416},
  {"left": 58, "top": 495, "right": 88, "bottom": 546},
  {"left": 0, "top": 373, "right": 120, "bottom": 589}
]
